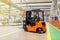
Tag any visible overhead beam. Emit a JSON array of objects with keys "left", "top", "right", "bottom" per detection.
[
  {"left": 20, "top": 5, "right": 51, "bottom": 7},
  {"left": 18, "top": 1, "right": 52, "bottom": 4},
  {"left": 31, "top": 7, "right": 51, "bottom": 8}
]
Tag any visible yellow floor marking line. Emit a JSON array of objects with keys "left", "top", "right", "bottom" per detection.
[
  {"left": 49, "top": 23, "right": 60, "bottom": 32},
  {"left": 0, "top": 29, "right": 23, "bottom": 38},
  {"left": 47, "top": 30, "right": 51, "bottom": 40},
  {"left": 46, "top": 22, "right": 51, "bottom": 40}
]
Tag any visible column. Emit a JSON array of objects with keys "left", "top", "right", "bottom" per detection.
[{"left": 52, "top": 0, "right": 58, "bottom": 20}]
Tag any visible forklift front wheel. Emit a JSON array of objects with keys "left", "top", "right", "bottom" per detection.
[{"left": 36, "top": 28, "right": 43, "bottom": 34}]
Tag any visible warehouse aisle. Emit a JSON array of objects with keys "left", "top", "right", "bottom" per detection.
[
  {"left": 0, "top": 26, "right": 47, "bottom": 40},
  {"left": 47, "top": 23, "right": 60, "bottom": 40}
]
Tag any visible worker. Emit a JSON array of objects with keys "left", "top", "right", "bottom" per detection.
[
  {"left": 34, "top": 12, "right": 40, "bottom": 21},
  {"left": 26, "top": 14, "right": 32, "bottom": 25},
  {"left": 34, "top": 12, "right": 40, "bottom": 22}
]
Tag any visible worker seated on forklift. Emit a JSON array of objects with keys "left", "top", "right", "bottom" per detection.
[
  {"left": 34, "top": 13, "right": 40, "bottom": 22},
  {"left": 26, "top": 15, "right": 32, "bottom": 25},
  {"left": 26, "top": 13, "right": 39, "bottom": 26}
]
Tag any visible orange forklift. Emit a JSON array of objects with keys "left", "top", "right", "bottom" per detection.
[{"left": 23, "top": 9, "right": 46, "bottom": 33}]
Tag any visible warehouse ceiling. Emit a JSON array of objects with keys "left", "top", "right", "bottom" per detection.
[
  {"left": 0, "top": 0, "right": 60, "bottom": 14},
  {"left": 15, "top": 0, "right": 59, "bottom": 11},
  {"left": 0, "top": 0, "right": 60, "bottom": 11},
  {"left": 16, "top": 0, "right": 52, "bottom": 11},
  {"left": 0, "top": 0, "right": 59, "bottom": 22}
]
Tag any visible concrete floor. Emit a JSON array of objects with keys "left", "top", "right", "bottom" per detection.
[{"left": 0, "top": 26, "right": 47, "bottom": 40}]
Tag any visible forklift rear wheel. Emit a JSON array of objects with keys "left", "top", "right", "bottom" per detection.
[
  {"left": 36, "top": 28, "right": 43, "bottom": 34},
  {"left": 23, "top": 26, "right": 28, "bottom": 32}
]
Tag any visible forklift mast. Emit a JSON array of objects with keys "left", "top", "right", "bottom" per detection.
[{"left": 26, "top": 11, "right": 31, "bottom": 18}]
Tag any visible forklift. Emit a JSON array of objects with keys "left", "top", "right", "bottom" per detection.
[{"left": 23, "top": 9, "right": 46, "bottom": 33}]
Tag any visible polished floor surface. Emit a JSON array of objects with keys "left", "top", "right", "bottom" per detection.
[{"left": 0, "top": 26, "right": 47, "bottom": 40}]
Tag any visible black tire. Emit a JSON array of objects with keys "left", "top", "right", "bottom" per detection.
[
  {"left": 43, "top": 30, "right": 46, "bottom": 33},
  {"left": 24, "top": 27, "right": 28, "bottom": 32},
  {"left": 23, "top": 25, "right": 28, "bottom": 32},
  {"left": 43, "top": 31, "right": 46, "bottom": 33},
  {"left": 36, "top": 28, "right": 43, "bottom": 34},
  {"left": 23, "top": 20, "right": 28, "bottom": 32}
]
